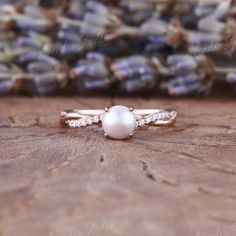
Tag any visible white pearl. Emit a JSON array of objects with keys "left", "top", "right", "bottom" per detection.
[{"left": 102, "top": 105, "right": 136, "bottom": 140}]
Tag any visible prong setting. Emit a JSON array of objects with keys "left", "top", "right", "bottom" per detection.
[{"left": 104, "top": 107, "right": 109, "bottom": 112}]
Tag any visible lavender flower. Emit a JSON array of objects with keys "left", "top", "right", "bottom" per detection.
[
  {"left": 111, "top": 55, "right": 158, "bottom": 93},
  {"left": 160, "top": 54, "right": 214, "bottom": 96}
]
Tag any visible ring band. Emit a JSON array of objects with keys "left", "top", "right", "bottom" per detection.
[{"left": 61, "top": 105, "right": 177, "bottom": 140}]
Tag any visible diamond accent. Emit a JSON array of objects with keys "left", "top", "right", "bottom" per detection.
[
  {"left": 93, "top": 116, "right": 100, "bottom": 123},
  {"left": 136, "top": 111, "right": 177, "bottom": 127},
  {"left": 137, "top": 119, "right": 145, "bottom": 127},
  {"left": 145, "top": 116, "right": 152, "bottom": 124},
  {"left": 66, "top": 115, "right": 101, "bottom": 128}
]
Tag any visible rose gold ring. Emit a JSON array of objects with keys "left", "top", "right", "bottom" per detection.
[{"left": 61, "top": 105, "right": 177, "bottom": 140}]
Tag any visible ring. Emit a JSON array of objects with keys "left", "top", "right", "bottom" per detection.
[{"left": 61, "top": 105, "right": 177, "bottom": 140}]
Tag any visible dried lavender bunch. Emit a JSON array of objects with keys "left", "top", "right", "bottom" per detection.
[
  {"left": 1, "top": 0, "right": 235, "bottom": 55},
  {"left": 0, "top": 50, "right": 68, "bottom": 95},
  {"left": 22, "top": 54, "right": 68, "bottom": 95},
  {"left": 160, "top": 54, "right": 214, "bottom": 96},
  {"left": 226, "top": 73, "right": 236, "bottom": 86},
  {"left": 69, "top": 53, "right": 165, "bottom": 93},
  {"left": 70, "top": 52, "right": 114, "bottom": 92},
  {"left": 54, "top": 1, "right": 121, "bottom": 58},
  {"left": 0, "top": 63, "right": 20, "bottom": 94},
  {"left": 0, "top": 0, "right": 236, "bottom": 96},
  {"left": 1, "top": 50, "right": 235, "bottom": 96},
  {"left": 196, "top": 0, "right": 232, "bottom": 34},
  {"left": 111, "top": 55, "right": 158, "bottom": 93}
]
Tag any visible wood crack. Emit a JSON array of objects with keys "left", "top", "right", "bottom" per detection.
[
  {"left": 139, "top": 160, "right": 179, "bottom": 186},
  {"left": 207, "top": 164, "right": 236, "bottom": 176},
  {"left": 198, "top": 187, "right": 236, "bottom": 201},
  {"left": 139, "top": 160, "right": 156, "bottom": 181}
]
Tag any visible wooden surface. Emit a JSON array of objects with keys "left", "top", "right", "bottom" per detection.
[{"left": 0, "top": 97, "right": 236, "bottom": 236}]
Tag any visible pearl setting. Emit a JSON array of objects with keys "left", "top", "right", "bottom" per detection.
[{"left": 102, "top": 105, "right": 136, "bottom": 140}]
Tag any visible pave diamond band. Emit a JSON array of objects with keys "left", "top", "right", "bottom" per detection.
[
  {"left": 61, "top": 105, "right": 177, "bottom": 140},
  {"left": 137, "top": 111, "right": 177, "bottom": 127},
  {"left": 65, "top": 115, "right": 101, "bottom": 128}
]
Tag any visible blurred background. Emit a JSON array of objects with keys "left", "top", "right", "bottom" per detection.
[{"left": 0, "top": 0, "right": 236, "bottom": 97}]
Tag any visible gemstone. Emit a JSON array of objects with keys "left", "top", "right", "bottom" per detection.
[
  {"left": 93, "top": 116, "right": 100, "bottom": 123},
  {"left": 145, "top": 116, "right": 152, "bottom": 124},
  {"left": 81, "top": 120, "right": 87, "bottom": 126},
  {"left": 102, "top": 105, "right": 136, "bottom": 140},
  {"left": 138, "top": 119, "right": 145, "bottom": 126},
  {"left": 87, "top": 118, "right": 93, "bottom": 125}
]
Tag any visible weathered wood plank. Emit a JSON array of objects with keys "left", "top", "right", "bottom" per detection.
[{"left": 0, "top": 97, "right": 236, "bottom": 236}]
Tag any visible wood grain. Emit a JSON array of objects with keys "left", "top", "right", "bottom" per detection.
[{"left": 0, "top": 97, "right": 236, "bottom": 236}]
